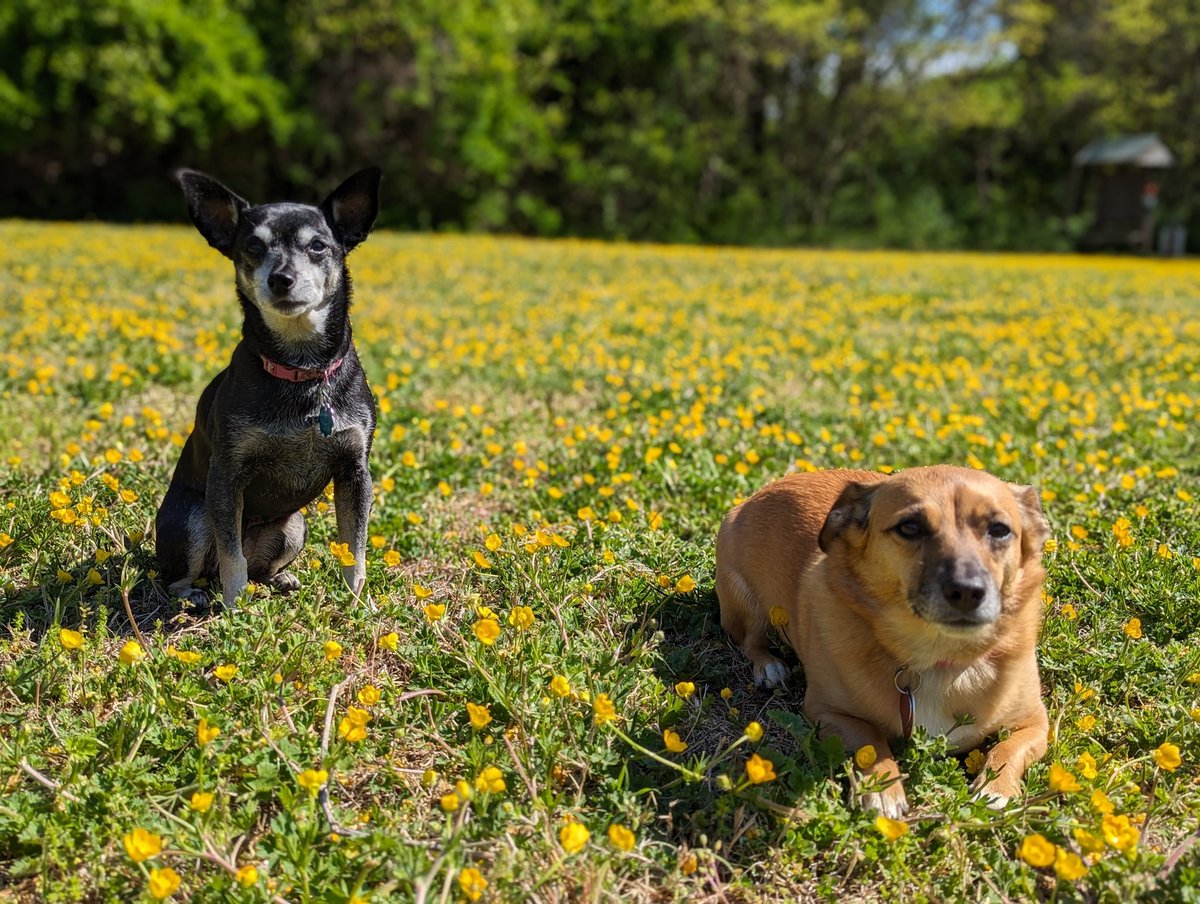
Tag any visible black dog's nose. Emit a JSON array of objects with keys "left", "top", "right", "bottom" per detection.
[
  {"left": 268, "top": 270, "right": 295, "bottom": 294},
  {"left": 941, "top": 574, "right": 988, "bottom": 611}
]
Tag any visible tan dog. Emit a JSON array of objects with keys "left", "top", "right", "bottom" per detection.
[{"left": 716, "top": 466, "right": 1050, "bottom": 817}]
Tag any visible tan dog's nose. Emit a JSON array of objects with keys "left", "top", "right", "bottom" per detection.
[{"left": 941, "top": 562, "right": 988, "bottom": 612}]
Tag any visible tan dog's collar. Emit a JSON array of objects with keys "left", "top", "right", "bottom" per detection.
[{"left": 895, "top": 666, "right": 922, "bottom": 739}]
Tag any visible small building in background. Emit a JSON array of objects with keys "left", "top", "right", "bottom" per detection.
[{"left": 1073, "top": 134, "right": 1177, "bottom": 253}]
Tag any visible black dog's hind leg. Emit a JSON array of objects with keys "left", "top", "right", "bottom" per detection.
[
  {"left": 334, "top": 461, "right": 373, "bottom": 601},
  {"left": 244, "top": 512, "right": 307, "bottom": 592},
  {"left": 155, "top": 483, "right": 214, "bottom": 607}
]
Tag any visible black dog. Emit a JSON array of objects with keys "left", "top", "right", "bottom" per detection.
[{"left": 156, "top": 169, "right": 380, "bottom": 610}]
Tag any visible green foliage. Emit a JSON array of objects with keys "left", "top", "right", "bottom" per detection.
[{"left": 2, "top": 1, "right": 1199, "bottom": 246}]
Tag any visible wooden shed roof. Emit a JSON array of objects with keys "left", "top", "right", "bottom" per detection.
[{"left": 1074, "top": 133, "right": 1174, "bottom": 168}]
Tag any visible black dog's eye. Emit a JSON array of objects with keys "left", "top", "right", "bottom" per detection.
[
  {"left": 308, "top": 238, "right": 328, "bottom": 254},
  {"left": 244, "top": 237, "right": 266, "bottom": 257},
  {"left": 894, "top": 520, "right": 925, "bottom": 540},
  {"left": 987, "top": 522, "right": 1013, "bottom": 541}
]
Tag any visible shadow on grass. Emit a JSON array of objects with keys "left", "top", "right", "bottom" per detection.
[
  {"left": 0, "top": 542, "right": 196, "bottom": 642},
  {"left": 601, "top": 586, "right": 862, "bottom": 885}
]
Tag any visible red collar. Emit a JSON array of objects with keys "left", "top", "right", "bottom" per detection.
[{"left": 260, "top": 354, "right": 343, "bottom": 383}]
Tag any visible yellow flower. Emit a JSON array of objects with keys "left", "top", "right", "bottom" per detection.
[
  {"left": 768, "top": 606, "right": 789, "bottom": 627},
  {"left": 1091, "top": 789, "right": 1114, "bottom": 814},
  {"left": 1076, "top": 714, "right": 1096, "bottom": 732},
  {"left": 675, "top": 575, "right": 696, "bottom": 594},
  {"left": 458, "top": 867, "right": 487, "bottom": 901},
  {"left": 413, "top": 582, "right": 432, "bottom": 599},
  {"left": 119, "top": 640, "right": 145, "bottom": 665},
  {"left": 323, "top": 640, "right": 343, "bottom": 662},
  {"left": 1018, "top": 834, "right": 1056, "bottom": 868},
  {"left": 440, "top": 792, "right": 460, "bottom": 812},
  {"left": 507, "top": 605, "right": 535, "bottom": 630},
  {"left": 1101, "top": 814, "right": 1139, "bottom": 854},
  {"left": 744, "top": 721, "right": 764, "bottom": 743},
  {"left": 854, "top": 744, "right": 877, "bottom": 769},
  {"left": 424, "top": 602, "right": 446, "bottom": 623},
  {"left": 189, "top": 791, "right": 214, "bottom": 813},
  {"left": 593, "top": 693, "right": 617, "bottom": 725},
  {"left": 467, "top": 702, "right": 492, "bottom": 730},
  {"left": 964, "top": 748, "right": 986, "bottom": 775},
  {"left": 123, "top": 827, "right": 163, "bottom": 862},
  {"left": 1074, "top": 828, "right": 1105, "bottom": 856},
  {"left": 745, "top": 753, "right": 776, "bottom": 784},
  {"left": 471, "top": 550, "right": 492, "bottom": 569},
  {"left": 663, "top": 729, "right": 688, "bottom": 753},
  {"left": 379, "top": 632, "right": 399, "bottom": 651},
  {"left": 559, "top": 821, "right": 590, "bottom": 854},
  {"left": 475, "top": 766, "right": 506, "bottom": 794},
  {"left": 1077, "top": 752, "right": 1098, "bottom": 779},
  {"left": 608, "top": 823, "right": 635, "bottom": 852},
  {"left": 165, "top": 645, "right": 201, "bottom": 665},
  {"left": 297, "top": 769, "right": 328, "bottom": 795},
  {"left": 59, "top": 628, "right": 84, "bottom": 650},
  {"left": 196, "top": 718, "right": 220, "bottom": 747},
  {"left": 1048, "top": 763, "right": 1081, "bottom": 793},
  {"left": 720, "top": 687, "right": 733, "bottom": 700},
  {"left": 0, "top": 532, "right": 13, "bottom": 548},
  {"left": 875, "top": 815, "right": 909, "bottom": 841},
  {"left": 680, "top": 852, "right": 698, "bottom": 874},
  {"left": 674, "top": 681, "right": 696, "bottom": 699},
  {"left": 383, "top": 549, "right": 401, "bottom": 567},
  {"left": 1054, "top": 847, "right": 1088, "bottom": 881},
  {"left": 485, "top": 533, "right": 502, "bottom": 551},
  {"left": 473, "top": 618, "right": 501, "bottom": 645},
  {"left": 338, "top": 706, "right": 371, "bottom": 742},
  {"left": 148, "top": 866, "right": 181, "bottom": 899},
  {"left": 1123, "top": 618, "right": 1142, "bottom": 639},
  {"left": 213, "top": 663, "right": 237, "bottom": 682},
  {"left": 329, "top": 541, "right": 357, "bottom": 567},
  {"left": 421, "top": 768, "right": 438, "bottom": 788},
  {"left": 235, "top": 864, "right": 258, "bottom": 887},
  {"left": 549, "top": 675, "right": 571, "bottom": 697},
  {"left": 1153, "top": 742, "right": 1182, "bottom": 772},
  {"left": 356, "top": 684, "right": 382, "bottom": 707}
]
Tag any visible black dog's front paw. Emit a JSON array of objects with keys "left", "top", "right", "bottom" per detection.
[{"left": 269, "top": 571, "right": 301, "bottom": 593}]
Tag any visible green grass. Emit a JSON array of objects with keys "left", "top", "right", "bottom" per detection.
[{"left": 1, "top": 223, "right": 1200, "bottom": 901}]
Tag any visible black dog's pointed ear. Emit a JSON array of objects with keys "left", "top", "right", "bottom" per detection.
[
  {"left": 176, "top": 169, "right": 248, "bottom": 258},
  {"left": 818, "top": 481, "right": 878, "bottom": 554},
  {"left": 320, "top": 167, "right": 381, "bottom": 253},
  {"left": 1008, "top": 482, "right": 1051, "bottom": 561}
]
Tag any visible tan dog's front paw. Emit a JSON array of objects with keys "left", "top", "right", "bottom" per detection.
[
  {"left": 861, "top": 782, "right": 909, "bottom": 819},
  {"left": 973, "top": 771, "right": 1019, "bottom": 809},
  {"left": 754, "top": 658, "right": 791, "bottom": 689}
]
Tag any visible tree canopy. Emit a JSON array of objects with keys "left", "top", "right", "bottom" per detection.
[{"left": 2, "top": 0, "right": 1196, "bottom": 249}]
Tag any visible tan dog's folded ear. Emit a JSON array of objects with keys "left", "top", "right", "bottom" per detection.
[
  {"left": 1009, "top": 483, "right": 1051, "bottom": 560},
  {"left": 818, "top": 482, "right": 877, "bottom": 553}
]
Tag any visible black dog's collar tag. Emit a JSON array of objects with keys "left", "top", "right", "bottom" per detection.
[{"left": 318, "top": 379, "right": 335, "bottom": 437}]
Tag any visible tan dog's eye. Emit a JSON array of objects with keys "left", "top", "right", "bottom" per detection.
[
  {"left": 988, "top": 522, "right": 1013, "bottom": 541},
  {"left": 894, "top": 519, "right": 926, "bottom": 540}
]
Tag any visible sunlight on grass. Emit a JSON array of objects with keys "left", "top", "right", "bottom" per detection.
[{"left": 1, "top": 223, "right": 1199, "bottom": 900}]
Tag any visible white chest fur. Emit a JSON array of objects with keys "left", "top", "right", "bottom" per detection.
[{"left": 912, "top": 660, "right": 998, "bottom": 748}]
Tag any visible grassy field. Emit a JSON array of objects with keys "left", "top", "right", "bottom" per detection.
[{"left": 1, "top": 222, "right": 1199, "bottom": 903}]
